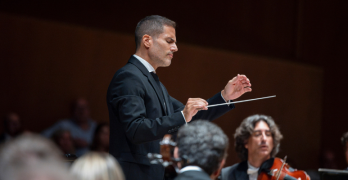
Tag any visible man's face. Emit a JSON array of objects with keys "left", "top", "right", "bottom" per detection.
[
  {"left": 245, "top": 120, "right": 274, "bottom": 161},
  {"left": 97, "top": 125, "right": 110, "bottom": 147},
  {"left": 73, "top": 99, "right": 90, "bottom": 122},
  {"left": 5, "top": 113, "right": 21, "bottom": 135},
  {"left": 148, "top": 25, "right": 178, "bottom": 69}
]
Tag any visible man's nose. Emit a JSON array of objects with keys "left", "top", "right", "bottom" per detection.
[
  {"left": 171, "top": 44, "right": 178, "bottom": 52},
  {"left": 261, "top": 133, "right": 267, "bottom": 141}
]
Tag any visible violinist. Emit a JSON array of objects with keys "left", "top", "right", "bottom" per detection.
[
  {"left": 220, "top": 114, "right": 283, "bottom": 180},
  {"left": 174, "top": 120, "right": 229, "bottom": 180}
]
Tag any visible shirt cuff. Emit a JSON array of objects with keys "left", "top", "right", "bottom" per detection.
[
  {"left": 221, "top": 92, "right": 231, "bottom": 106},
  {"left": 181, "top": 111, "right": 187, "bottom": 125}
]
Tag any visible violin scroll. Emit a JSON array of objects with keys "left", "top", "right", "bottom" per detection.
[{"left": 147, "top": 134, "right": 180, "bottom": 179}]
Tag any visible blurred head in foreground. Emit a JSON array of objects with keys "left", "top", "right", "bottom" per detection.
[
  {"left": 175, "top": 120, "right": 229, "bottom": 179},
  {"left": 0, "top": 133, "right": 70, "bottom": 180},
  {"left": 70, "top": 152, "right": 125, "bottom": 180}
]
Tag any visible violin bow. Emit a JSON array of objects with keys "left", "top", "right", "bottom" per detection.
[{"left": 276, "top": 156, "right": 288, "bottom": 180}]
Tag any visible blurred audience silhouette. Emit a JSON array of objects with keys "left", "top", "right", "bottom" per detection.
[
  {"left": 42, "top": 98, "right": 97, "bottom": 156},
  {"left": 90, "top": 123, "right": 110, "bottom": 153},
  {"left": 341, "top": 132, "right": 348, "bottom": 170},
  {"left": 0, "top": 112, "right": 24, "bottom": 144},
  {"left": 319, "top": 149, "right": 338, "bottom": 169},
  {"left": 51, "top": 129, "right": 76, "bottom": 155},
  {"left": 70, "top": 152, "right": 125, "bottom": 180}
]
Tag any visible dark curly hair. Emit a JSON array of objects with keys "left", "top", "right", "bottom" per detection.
[{"left": 234, "top": 114, "right": 283, "bottom": 161}]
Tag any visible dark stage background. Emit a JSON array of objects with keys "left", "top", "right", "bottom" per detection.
[{"left": 0, "top": 0, "right": 347, "bottom": 170}]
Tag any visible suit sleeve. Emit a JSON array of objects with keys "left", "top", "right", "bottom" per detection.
[
  {"left": 108, "top": 71, "right": 185, "bottom": 145},
  {"left": 170, "top": 92, "right": 235, "bottom": 123},
  {"left": 193, "top": 92, "right": 235, "bottom": 121}
]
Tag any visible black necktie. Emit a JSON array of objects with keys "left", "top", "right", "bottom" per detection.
[
  {"left": 150, "top": 72, "right": 161, "bottom": 87},
  {"left": 150, "top": 72, "right": 167, "bottom": 114}
]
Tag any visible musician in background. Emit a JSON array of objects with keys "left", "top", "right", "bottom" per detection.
[
  {"left": 341, "top": 131, "right": 348, "bottom": 170},
  {"left": 220, "top": 114, "right": 283, "bottom": 180},
  {"left": 174, "top": 120, "right": 228, "bottom": 180}
]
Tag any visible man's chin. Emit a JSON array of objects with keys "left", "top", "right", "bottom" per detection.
[
  {"left": 161, "top": 60, "right": 171, "bottom": 67},
  {"left": 258, "top": 151, "right": 271, "bottom": 159}
]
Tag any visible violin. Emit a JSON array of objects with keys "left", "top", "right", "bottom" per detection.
[
  {"left": 148, "top": 134, "right": 180, "bottom": 179},
  {"left": 257, "top": 156, "right": 310, "bottom": 180}
]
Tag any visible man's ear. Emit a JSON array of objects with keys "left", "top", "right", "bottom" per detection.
[
  {"left": 211, "top": 158, "right": 226, "bottom": 179},
  {"left": 173, "top": 147, "right": 182, "bottom": 169},
  {"left": 143, "top": 34, "right": 152, "bottom": 49},
  {"left": 244, "top": 140, "right": 249, "bottom": 149}
]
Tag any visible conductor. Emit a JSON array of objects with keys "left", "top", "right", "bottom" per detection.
[{"left": 106, "top": 15, "right": 252, "bottom": 180}]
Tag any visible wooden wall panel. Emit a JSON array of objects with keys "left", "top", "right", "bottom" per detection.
[
  {"left": 0, "top": 0, "right": 299, "bottom": 59},
  {"left": 0, "top": 13, "right": 322, "bottom": 169}
]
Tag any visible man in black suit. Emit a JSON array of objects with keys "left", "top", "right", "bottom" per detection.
[
  {"left": 107, "top": 15, "right": 252, "bottom": 180},
  {"left": 174, "top": 120, "right": 229, "bottom": 180},
  {"left": 220, "top": 115, "right": 283, "bottom": 180}
]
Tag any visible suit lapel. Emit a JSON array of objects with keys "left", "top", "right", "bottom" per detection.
[
  {"left": 128, "top": 56, "right": 167, "bottom": 115},
  {"left": 258, "top": 158, "right": 274, "bottom": 174},
  {"left": 235, "top": 161, "right": 249, "bottom": 180}
]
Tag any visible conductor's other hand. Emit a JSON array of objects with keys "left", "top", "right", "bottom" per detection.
[
  {"left": 182, "top": 98, "right": 208, "bottom": 123},
  {"left": 222, "top": 74, "right": 252, "bottom": 101}
]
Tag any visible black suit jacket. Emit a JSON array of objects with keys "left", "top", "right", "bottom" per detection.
[
  {"left": 174, "top": 170, "right": 211, "bottom": 180},
  {"left": 107, "top": 56, "right": 234, "bottom": 180},
  {"left": 220, "top": 158, "right": 275, "bottom": 180}
]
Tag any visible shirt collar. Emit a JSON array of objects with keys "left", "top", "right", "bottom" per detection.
[
  {"left": 179, "top": 166, "right": 203, "bottom": 173},
  {"left": 247, "top": 161, "right": 259, "bottom": 175},
  {"left": 133, "top": 54, "right": 155, "bottom": 73},
  {"left": 247, "top": 162, "right": 259, "bottom": 170}
]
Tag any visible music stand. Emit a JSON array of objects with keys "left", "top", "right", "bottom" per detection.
[{"left": 318, "top": 168, "right": 348, "bottom": 180}]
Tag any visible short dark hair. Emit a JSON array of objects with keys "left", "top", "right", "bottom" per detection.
[
  {"left": 234, "top": 114, "right": 283, "bottom": 161},
  {"left": 135, "top": 15, "right": 176, "bottom": 50},
  {"left": 177, "top": 120, "right": 228, "bottom": 175},
  {"left": 341, "top": 132, "right": 348, "bottom": 149}
]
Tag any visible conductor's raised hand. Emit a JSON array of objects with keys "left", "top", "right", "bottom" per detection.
[
  {"left": 182, "top": 98, "right": 208, "bottom": 123},
  {"left": 222, "top": 74, "right": 252, "bottom": 101}
]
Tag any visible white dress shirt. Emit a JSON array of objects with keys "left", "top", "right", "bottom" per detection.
[
  {"left": 247, "top": 162, "right": 259, "bottom": 180},
  {"left": 179, "top": 166, "right": 203, "bottom": 173}
]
